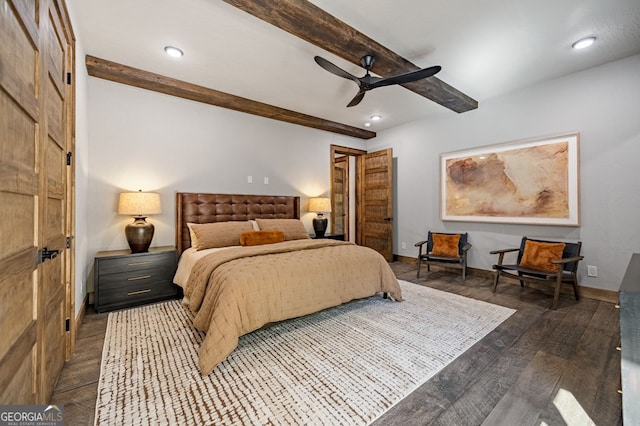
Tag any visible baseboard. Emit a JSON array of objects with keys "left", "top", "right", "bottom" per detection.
[
  {"left": 75, "top": 294, "right": 88, "bottom": 336},
  {"left": 579, "top": 286, "right": 619, "bottom": 304},
  {"left": 64, "top": 293, "right": 87, "bottom": 357},
  {"left": 394, "top": 254, "right": 619, "bottom": 304},
  {"left": 395, "top": 254, "right": 418, "bottom": 264}
]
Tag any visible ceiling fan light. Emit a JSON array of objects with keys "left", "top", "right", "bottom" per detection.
[
  {"left": 164, "top": 46, "right": 184, "bottom": 57},
  {"left": 572, "top": 37, "right": 596, "bottom": 50},
  {"left": 370, "top": 114, "right": 382, "bottom": 121},
  {"left": 363, "top": 122, "right": 371, "bottom": 127}
]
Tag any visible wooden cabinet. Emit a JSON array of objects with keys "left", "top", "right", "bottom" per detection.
[
  {"left": 94, "top": 246, "right": 178, "bottom": 313},
  {"left": 1, "top": 0, "right": 76, "bottom": 403}
]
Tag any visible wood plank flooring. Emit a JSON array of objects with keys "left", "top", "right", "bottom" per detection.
[{"left": 51, "top": 262, "right": 623, "bottom": 425}]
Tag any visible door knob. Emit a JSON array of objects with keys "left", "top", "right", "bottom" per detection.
[{"left": 38, "top": 248, "right": 60, "bottom": 263}]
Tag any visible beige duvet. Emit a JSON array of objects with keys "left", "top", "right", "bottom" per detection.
[{"left": 183, "top": 239, "right": 403, "bottom": 375}]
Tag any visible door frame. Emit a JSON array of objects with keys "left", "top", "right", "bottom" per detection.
[
  {"left": 330, "top": 145, "right": 367, "bottom": 242},
  {"left": 64, "top": 14, "right": 77, "bottom": 358},
  {"left": 332, "top": 155, "right": 349, "bottom": 238}
]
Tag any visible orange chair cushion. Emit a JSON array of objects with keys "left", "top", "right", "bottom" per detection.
[
  {"left": 430, "top": 234, "right": 460, "bottom": 257},
  {"left": 240, "top": 230, "right": 285, "bottom": 246},
  {"left": 519, "top": 240, "right": 566, "bottom": 273}
]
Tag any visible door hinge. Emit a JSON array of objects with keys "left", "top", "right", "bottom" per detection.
[
  {"left": 66, "top": 72, "right": 72, "bottom": 85},
  {"left": 65, "top": 318, "right": 70, "bottom": 332},
  {"left": 66, "top": 236, "right": 72, "bottom": 249},
  {"left": 66, "top": 151, "right": 72, "bottom": 166}
]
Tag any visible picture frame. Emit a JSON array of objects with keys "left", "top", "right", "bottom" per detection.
[{"left": 440, "top": 132, "right": 580, "bottom": 226}]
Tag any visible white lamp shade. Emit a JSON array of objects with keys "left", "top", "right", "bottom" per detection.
[
  {"left": 118, "top": 192, "right": 162, "bottom": 216},
  {"left": 308, "top": 197, "right": 331, "bottom": 213}
]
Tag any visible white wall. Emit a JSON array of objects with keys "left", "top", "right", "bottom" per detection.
[
  {"left": 369, "top": 54, "right": 640, "bottom": 292},
  {"left": 84, "top": 78, "right": 366, "bottom": 292}
]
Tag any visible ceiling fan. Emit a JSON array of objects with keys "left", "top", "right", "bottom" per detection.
[{"left": 314, "top": 54, "right": 441, "bottom": 107}]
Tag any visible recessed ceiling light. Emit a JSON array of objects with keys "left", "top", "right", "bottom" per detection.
[
  {"left": 572, "top": 37, "right": 596, "bottom": 50},
  {"left": 364, "top": 122, "right": 372, "bottom": 127},
  {"left": 164, "top": 46, "right": 184, "bottom": 58},
  {"left": 370, "top": 114, "right": 382, "bottom": 121}
]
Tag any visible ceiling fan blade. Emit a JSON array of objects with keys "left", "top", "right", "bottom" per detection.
[
  {"left": 347, "top": 90, "right": 366, "bottom": 107},
  {"left": 371, "top": 65, "right": 442, "bottom": 89},
  {"left": 314, "top": 56, "right": 361, "bottom": 85}
]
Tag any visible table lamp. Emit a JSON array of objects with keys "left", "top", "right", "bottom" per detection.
[
  {"left": 118, "top": 190, "right": 161, "bottom": 253},
  {"left": 308, "top": 197, "right": 331, "bottom": 238}
]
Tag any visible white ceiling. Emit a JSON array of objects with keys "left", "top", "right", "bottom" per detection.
[{"left": 70, "top": 0, "right": 640, "bottom": 133}]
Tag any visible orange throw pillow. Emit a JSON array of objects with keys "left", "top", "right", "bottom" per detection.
[
  {"left": 240, "top": 230, "right": 285, "bottom": 246},
  {"left": 430, "top": 234, "right": 460, "bottom": 257},
  {"left": 519, "top": 240, "right": 566, "bottom": 273}
]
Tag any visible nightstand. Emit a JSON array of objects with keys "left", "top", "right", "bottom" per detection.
[
  {"left": 94, "top": 246, "right": 178, "bottom": 313},
  {"left": 311, "top": 233, "right": 345, "bottom": 241}
]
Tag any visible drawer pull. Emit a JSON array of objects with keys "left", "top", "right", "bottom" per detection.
[
  {"left": 128, "top": 289, "right": 152, "bottom": 296},
  {"left": 127, "top": 275, "right": 152, "bottom": 281},
  {"left": 128, "top": 261, "right": 152, "bottom": 266}
]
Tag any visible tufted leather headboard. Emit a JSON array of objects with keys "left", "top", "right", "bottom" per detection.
[{"left": 175, "top": 193, "right": 301, "bottom": 256}]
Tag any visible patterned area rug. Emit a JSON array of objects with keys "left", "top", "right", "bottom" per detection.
[{"left": 94, "top": 280, "right": 514, "bottom": 425}]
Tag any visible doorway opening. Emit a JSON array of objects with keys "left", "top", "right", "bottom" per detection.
[{"left": 330, "top": 145, "right": 394, "bottom": 261}]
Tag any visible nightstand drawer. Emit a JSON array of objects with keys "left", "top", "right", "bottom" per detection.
[
  {"left": 311, "top": 233, "right": 345, "bottom": 241},
  {"left": 98, "top": 281, "right": 177, "bottom": 306},
  {"left": 97, "top": 264, "right": 174, "bottom": 289},
  {"left": 97, "top": 251, "right": 175, "bottom": 275}
]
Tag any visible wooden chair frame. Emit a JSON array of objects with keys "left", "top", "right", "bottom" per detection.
[
  {"left": 415, "top": 232, "right": 471, "bottom": 281},
  {"left": 491, "top": 237, "right": 584, "bottom": 309}
]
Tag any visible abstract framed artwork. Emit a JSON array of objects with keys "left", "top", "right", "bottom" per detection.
[{"left": 440, "top": 132, "right": 580, "bottom": 226}]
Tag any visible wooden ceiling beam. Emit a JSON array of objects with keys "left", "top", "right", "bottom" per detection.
[
  {"left": 223, "top": 0, "right": 478, "bottom": 113},
  {"left": 85, "top": 55, "right": 376, "bottom": 140}
]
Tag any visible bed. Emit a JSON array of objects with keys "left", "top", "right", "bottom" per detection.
[{"left": 173, "top": 192, "right": 403, "bottom": 375}]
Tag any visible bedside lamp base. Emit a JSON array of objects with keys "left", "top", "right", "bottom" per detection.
[
  {"left": 312, "top": 214, "right": 328, "bottom": 238},
  {"left": 125, "top": 216, "right": 155, "bottom": 253}
]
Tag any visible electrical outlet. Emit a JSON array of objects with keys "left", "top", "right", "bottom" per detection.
[
  {"left": 587, "top": 265, "right": 598, "bottom": 277},
  {"left": 401, "top": 242, "right": 406, "bottom": 250},
  {"left": 264, "top": 177, "right": 269, "bottom": 184},
  {"left": 247, "top": 176, "right": 253, "bottom": 184}
]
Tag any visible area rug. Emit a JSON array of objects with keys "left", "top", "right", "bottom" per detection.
[{"left": 94, "top": 280, "right": 515, "bottom": 425}]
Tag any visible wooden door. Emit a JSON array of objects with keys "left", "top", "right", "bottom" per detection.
[
  {"left": 0, "top": 0, "right": 74, "bottom": 403},
  {"left": 332, "top": 156, "right": 348, "bottom": 236},
  {"left": 357, "top": 149, "right": 393, "bottom": 261}
]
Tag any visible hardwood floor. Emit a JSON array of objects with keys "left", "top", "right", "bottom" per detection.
[{"left": 51, "top": 263, "right": 623, "bottom": 425}]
